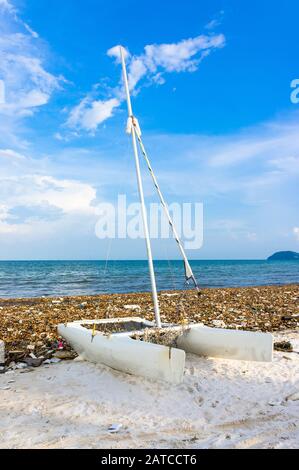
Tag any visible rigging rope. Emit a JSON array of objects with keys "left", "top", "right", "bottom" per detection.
[{"left": 127, "top": 115, "right": 201, "bottom": 296}]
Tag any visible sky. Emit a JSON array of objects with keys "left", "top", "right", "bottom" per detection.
[{"left": 0, "top": 0, "right": 298, "bottom": 260}]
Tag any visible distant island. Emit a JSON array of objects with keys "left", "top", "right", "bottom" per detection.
[{"left": 267, "top": 251, "right": 299, "bottom": 260}]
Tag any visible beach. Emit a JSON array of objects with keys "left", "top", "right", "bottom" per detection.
[
  {"left": 0, "top": 284, "right": 298, "bottom": 356},
  {"left": 0, "top": 329, "right": 298, "bottom": 449},
  {"left": 0, "top": 284, "right": 298, "bottom": 449}
]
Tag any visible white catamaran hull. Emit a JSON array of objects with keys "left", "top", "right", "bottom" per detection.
[
  {"left": 58, "top": 322, "right": 186, "bottom": 384},
  {"left": 58, "top": 318, "right": 273, "bottom": 384},
  {"left": 178, "top": 325, "right": 273, "bottom": 362}
]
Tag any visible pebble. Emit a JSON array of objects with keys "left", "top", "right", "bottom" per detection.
[{"left": 53, "top": 350, "right": 77, "bottom": 360}]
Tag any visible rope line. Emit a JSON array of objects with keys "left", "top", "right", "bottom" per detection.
[{"left": 128, "top": 116, "right": 201, "bottom": 295}]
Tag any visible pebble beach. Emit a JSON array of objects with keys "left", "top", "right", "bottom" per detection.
[{"left": 1, "top": 284, "right": 298, "bottom": 362}]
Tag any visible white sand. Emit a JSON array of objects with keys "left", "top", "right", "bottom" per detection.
[{"left": 0, "top": 330, "right": 298, "bottom": 449}]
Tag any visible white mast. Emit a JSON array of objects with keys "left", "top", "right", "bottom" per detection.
[{"left": 120, "top": 46, "right": 161, "bottom": 328}]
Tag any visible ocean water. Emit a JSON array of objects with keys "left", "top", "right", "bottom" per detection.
[{"left": 0, "top": 260, "right": 298, "bottom": 299}]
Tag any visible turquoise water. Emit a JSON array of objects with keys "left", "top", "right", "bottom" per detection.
[{"left": 0, "top": 260, "right": 298, "bottom": 298}]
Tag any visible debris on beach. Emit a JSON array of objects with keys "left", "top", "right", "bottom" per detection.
[
  {"left": 108, "top": 423, "right": 123, "bottom": 434},
  {"left": 274, "top": 341, "right": 293, "bottom": 352},
  {"left": 131, "top": 326, "right": 186, "bottom": 348},
  {"left": 0, "top": 284, "right": 298, "bottom": 361}
]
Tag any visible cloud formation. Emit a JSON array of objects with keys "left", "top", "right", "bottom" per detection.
[
  {"left": 67, "top": 33, "right": 225, "bottom": 132},
  {"left": 0, "top": 153, "right": 98, "bottom": 239},
  {"left": 0, "top": 1, "right": 62, "bottom": 120},
  {"left": 66, "top": 97, "right": 120, "bottom": 132}
]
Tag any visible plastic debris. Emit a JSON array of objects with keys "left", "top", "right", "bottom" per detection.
[
  {"left": 15, "top": 362, "right": 28, "bottom": 369},
  {"left": 43, "top": 358, "right": 61, "bottom": 364},
  {"left": 108, "top": 423, "right": 123, "bottom": 433}
]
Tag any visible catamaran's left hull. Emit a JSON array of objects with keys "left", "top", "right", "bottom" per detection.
[{"left": 58, "top": 322, "right": 185, "bottom": 384}]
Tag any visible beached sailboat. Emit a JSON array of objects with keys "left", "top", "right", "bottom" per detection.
[{"left": 58, "top": 47, "right": 273, "bottom": 383}]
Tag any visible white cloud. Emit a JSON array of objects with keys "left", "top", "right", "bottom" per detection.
[
  {"left": 0, "top": 174, "right": 97, "bottom": 215},
  {"left": 0, "top": 166, "right": 99, "bottom": 239},
  {"left": 116, "top": 33, "right": 225, "bottom": 92},
  {"left": 107, "top": 45, "right": 130, "bottom": 62},
  {"left": 66, "top": 32, "right": 225, "bottom": 133},
  {"left": 0, "top": 0, "right": 14, "bottom": 12},
  {"left": 0, "top": 148, "right": 26, "bottom": 160},
  {"left": 205, "top": 11, "right": 224, "bottom": 30},
  {"left": 128, "top": 57, "right": 147, "bottom": 90},
  {"left": 0, "top": 4, "right": 63, "bottom": 122},
  {"left": 67, "top": 97, "right": 120, "bottom": 132},
  {"left": 293, "top": 227, "right": 299, "bottom": 242},
  {"left": 142, "top": 34, "right": 225, "bottom": 73}
]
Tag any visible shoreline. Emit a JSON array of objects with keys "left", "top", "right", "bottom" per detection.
[
  {"left": 0, "top": 284, "right": 298, "bottom": 357},
  {"left": 0, "top": 281, "right": 298, "bottom": 302}
]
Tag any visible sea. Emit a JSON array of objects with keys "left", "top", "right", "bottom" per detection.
[{"left": 0, "top": 259, "right": 298, "bottom": 299}]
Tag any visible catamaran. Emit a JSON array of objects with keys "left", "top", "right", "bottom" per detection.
[{"left": 58, "top": 46, "right": 273, "bottom": 383}]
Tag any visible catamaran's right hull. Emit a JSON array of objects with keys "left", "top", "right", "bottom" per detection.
[{"left": 177, "top": 325, "right": 273, "bottom": 362}]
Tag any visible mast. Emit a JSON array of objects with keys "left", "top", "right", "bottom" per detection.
[{"left": 120, "top": 46, "right": 161, "bottom": 328}]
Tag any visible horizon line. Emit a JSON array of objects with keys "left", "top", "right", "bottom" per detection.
[{"left": 0, "top": 258, "right": 271, "bottom": 262}]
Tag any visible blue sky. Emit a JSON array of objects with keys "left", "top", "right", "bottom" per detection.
[{"left": 0, "top": 0, "right": 298, "bottom": 260}]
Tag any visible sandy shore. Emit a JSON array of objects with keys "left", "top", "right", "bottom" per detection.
[
  {"left": 0, "top": 329, "right": 298, "bottom": 449},
  {"left": 1, "top": 284, "right": 298, "bottom": 358},
  {"left": 0, "top": 285, "right": 298, "bottom": 449}
]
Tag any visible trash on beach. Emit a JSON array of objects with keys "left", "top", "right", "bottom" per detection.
[
  {"left": 108, "top": 423, "right": 123, "bottom": 433},
  {"left": 79, "top": 302, "right": 88, "bottom": 309},
  {"left": 43, "top": 358, "right": 61, "bottom": 364},
  {"left": 0, "top": 285, "right": 297, "bottom": 359},
  {"left": 15, "top": 362, "right": 28, "bottom": 369},
  {"left": 131, "top": 326, "right": 186, "bottom": 348},
  {"left": 274, "top": 341, "right": 293, "bottom": 352}
]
